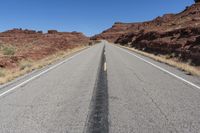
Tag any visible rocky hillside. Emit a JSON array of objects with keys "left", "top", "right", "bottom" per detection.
[
  {"left": 92, "top": 3, "right": 200, "bottom": 65},
  {"left": 91, "top": 22, "right": 134, "bottom": 42},
  {"left": 0, "top": 29, "right": 90, "bottom": 68}
]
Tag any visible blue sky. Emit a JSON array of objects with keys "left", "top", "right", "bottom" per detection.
[{"left": 0, "top": 0, "right": 194, "bottom": 36}]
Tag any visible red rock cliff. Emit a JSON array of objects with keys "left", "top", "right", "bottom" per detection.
[{"left": 92, "top": 3, "right": 200, "bottom": 65}]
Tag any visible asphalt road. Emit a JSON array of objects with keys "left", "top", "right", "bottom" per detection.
[
  {"left": 106, "top": 43, "right": 200, "bottom": 133},
  {"left": 0, "top": 41, "right": 200, "bottom": 133}
]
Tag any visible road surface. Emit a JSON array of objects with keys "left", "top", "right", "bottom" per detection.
[{"left": 0, "top": 41, "right": 200, "bottom": 133}]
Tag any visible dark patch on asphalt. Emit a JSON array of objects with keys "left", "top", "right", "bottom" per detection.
[{"left": 84, "top": 45, "right": 109, "bottom": 133}]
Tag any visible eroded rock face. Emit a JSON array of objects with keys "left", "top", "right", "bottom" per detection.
[
  {"left": 91, "top": 22, "right": 134, "bottom": 42},
  {"left": 91, "top": 13, "right": 175, "bottom": 43},
  {"left": 93, "top": 3, "right": 200, "bottom": 65},
  {"left": 0, "top": 29, "right": 90, "bottom": 68}
]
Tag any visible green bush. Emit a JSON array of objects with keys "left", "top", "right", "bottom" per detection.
[{"left": 3, "top": 47, "right": 15, "bottom": 56}]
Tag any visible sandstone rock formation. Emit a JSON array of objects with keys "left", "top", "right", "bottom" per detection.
[{"left": 92, "top": 3, "right": 200, "bottom": 65}]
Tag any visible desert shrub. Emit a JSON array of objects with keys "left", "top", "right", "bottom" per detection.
[
  {"left": 3, "top": 47, "right": 15, "bottom": 56},
  {"left": 20, "top": 62, "right": 32, "bottom": 70},
  {"left": 0, "top": 70, "right": 5, "bottom": 77}
]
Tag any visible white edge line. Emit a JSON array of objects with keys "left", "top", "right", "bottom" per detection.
[
  {"left": 0, "top": 47, "right": 90, "bottom": 97},
  {"left": 112, "top": 44, "right": 200, "bottom": 90}
]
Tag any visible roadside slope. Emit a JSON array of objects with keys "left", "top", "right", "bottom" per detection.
[{"left": 0, "top": 29, "right": 91, "bottom": 84}]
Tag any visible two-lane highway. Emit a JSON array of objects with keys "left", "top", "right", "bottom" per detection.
[{"left": 0, "top": 41, "right": 200, "bottom": 133}]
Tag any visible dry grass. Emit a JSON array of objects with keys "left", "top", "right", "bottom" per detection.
[
  {"left": 0, "top": 46, "right": 89, "bottom": 84},
  {"left": 119, "top": 45, "right": 200, "bottom": 76}
]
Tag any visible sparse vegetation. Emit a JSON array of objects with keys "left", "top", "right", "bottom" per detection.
[{"left": 3, "top": 47, "right": 15, "bottom": 56}]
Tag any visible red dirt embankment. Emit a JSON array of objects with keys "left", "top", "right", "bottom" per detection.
[
  {"left": 0, "top": 29, "right": 90, "bottom": 68},
  {"left": 92, "top": 3, "right": 200, "bottom": 65}
]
